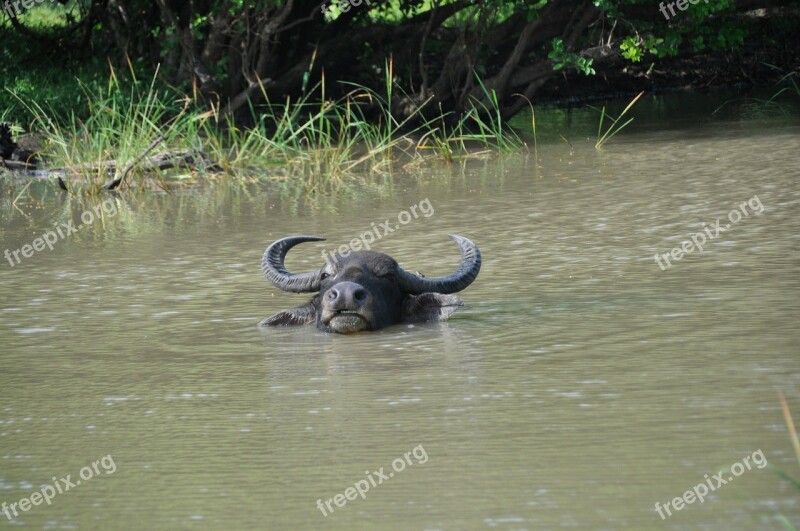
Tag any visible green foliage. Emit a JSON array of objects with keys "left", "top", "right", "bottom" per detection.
[
  {"left": 690, "top": 36, "right": 706, "bottom": 52},
  {"left": 0, "top": 2, "right": 121, "bottom": 126},
  {"left": 0, "top": 0, "right": 796, "bottom": 186},
  {"left": 708, "top": 22, "right": 747, "bottom": 50},
  {"left": 646, "top": 31, "right": 682, "bottom": 58},
  {"left": 548, "top": 38, "right": 595, "bottom": 76},
  {"left": 525, "top": 0, "right": 548, "bottom": 20},
  {"left": 621, "top": 31, "right": 682, "bottom": 63},
  {"left": 686, "top": 0, "right": 735, "bottom": 21},
  {"left": 615, "top": 0, "right": 748, "bottom": 67},
  {"left": 620, "top": 36, "right": 644, "bottom": 62},
  {"left": 3, "top": 1, "right": 74, "bottom": 27}
]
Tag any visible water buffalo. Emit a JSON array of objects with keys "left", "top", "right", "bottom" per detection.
[{"left": 260, "top": 235, "right": 481, "bottom": 333}]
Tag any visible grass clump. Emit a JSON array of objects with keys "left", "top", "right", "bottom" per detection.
[
  {"left": 4, "top": 58, "right": 530, "bottom": 193},
  {"left": 712, "top": 65, "right": 800, "bottom": 118},
  {"left": 592, "top": 91, "right": 644, "bottom": 149},
  {"left": 11, "top": 62, "right": 198, "bottom": 193}
]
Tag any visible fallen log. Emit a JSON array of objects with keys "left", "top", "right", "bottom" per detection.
[
  {"left": 1, "top": 148, "right": 224, "bottom": 183},
  {"left": 103, "top": 136, "right": 165, "bottom": 190},
  {"left": 0, "top": 158, "right": 37, "bottom": 171}
]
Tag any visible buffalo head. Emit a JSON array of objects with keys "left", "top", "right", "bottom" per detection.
[{"left": 260, "top": 235, "right": 481, "bottom": 333}]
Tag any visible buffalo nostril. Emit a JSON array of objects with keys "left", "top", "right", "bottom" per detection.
[{"left": 327, "top": 282, "right": 367, "bottom": 308}]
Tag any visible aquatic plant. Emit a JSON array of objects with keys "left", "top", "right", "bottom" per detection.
[
  {"left": 592, "top": 91, "right": 644, "bottom": 149},
  {"left": 771, "top": 392, "right": 800, "bottom": 530},
  {"left": 712, "top": 65, "right": 800, "bottom": 118}
]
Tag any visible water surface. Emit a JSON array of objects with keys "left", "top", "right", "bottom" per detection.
[{"left": 1, "top": 95, "right": 799, "bottom": 529}]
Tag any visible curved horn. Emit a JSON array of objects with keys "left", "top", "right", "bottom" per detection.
[
  {"left": 262, "top": 236, "right": 326, "bottom": 293},
  {"left": 398, "top": 235, "right": 481, "bottom": 295}
]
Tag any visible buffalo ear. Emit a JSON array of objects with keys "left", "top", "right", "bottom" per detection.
[
  {"left": 402, "top": 293, "right": 464, "bottom": 323},
  {"left": 260, "top": 303, "right": 317, "bottom": 327}
]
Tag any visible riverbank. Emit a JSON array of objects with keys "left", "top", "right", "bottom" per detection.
[{"left": 1, "top": 26, "right": 798, "bottom": 192}]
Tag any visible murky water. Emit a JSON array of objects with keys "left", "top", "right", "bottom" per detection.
[{"left": 1, "top": 95, "right": 799, "bottom": 529}]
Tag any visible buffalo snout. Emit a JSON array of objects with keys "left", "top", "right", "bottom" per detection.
[
  {"left": 326, "top": 282, "right": 369, "bottom": 309},
  {"left": 321, "top": 281, "right": 373, "bottom": 333}
]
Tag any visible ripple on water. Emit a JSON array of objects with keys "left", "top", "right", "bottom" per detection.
[{"left": 15, "top": 327, "right": 55, "bottom": 334}]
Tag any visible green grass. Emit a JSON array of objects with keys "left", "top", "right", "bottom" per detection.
[
  {"left": 712, "top": 65, "right": 800, "bottom": 118},
  {"left": 5, "top": 1, "right": 77, "bottom": 26},
  {"left": 10, "top": 62, "right": 197, "bottom": 193},
  {"left": 592, "top": 91, "right": 644, "bottom": 149},
  {"left": 0, "top": 3, "right": 594, "bottom": 191},
  {"left": 4, "top": 60, "right": 530, "bottom": 193},
  {"left": 1, "top": 1, "right": 115, "bottom": 126}
]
